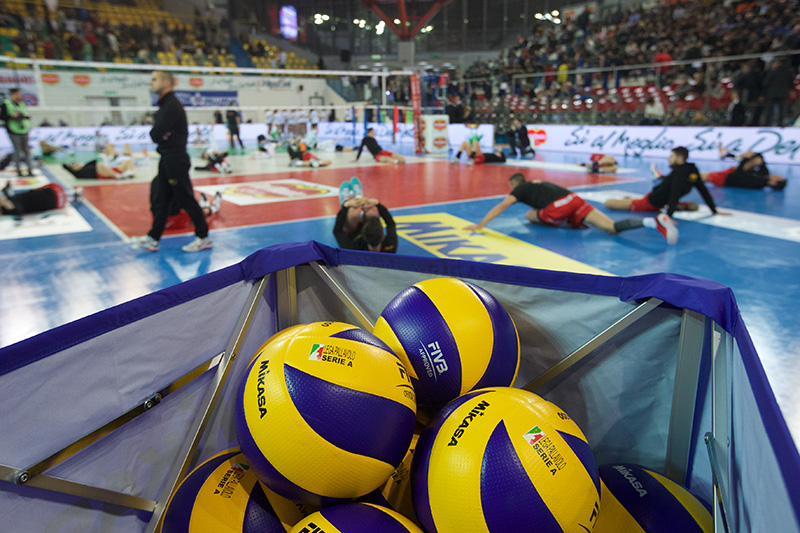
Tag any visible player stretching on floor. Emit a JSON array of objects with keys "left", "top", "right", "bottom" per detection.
[
  {"left": 464, "top": 173, "right": 679, "bottom": 244},
  {"left": 578, "top": 154, "right": 618, "bottom": 174},
  {"left": 451, "top": 139, "right": 507, "bottom": 165},
  {"left": 1, "top": 181, "right": 82, "bottom": 215},
  {"left": 605, "top": 147, "right": 719, "bottom": 217},
  {"left": 354, "top": 128, "right": 405, "bottom": 164},
  {"left": 701, "top": 147, "right": 787, "bottom": 190}
]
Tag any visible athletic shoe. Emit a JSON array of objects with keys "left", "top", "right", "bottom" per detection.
[
  {"left": 182, "top": 236, "right": 213, "bottom": 252},
  {"left": 650, "top": 163, "right": 662, "bottom": 180},
  {"left": 450, "top": 158, "right": 458, "bottom": 165},
  {"left": 349, "top": 176, "right": 363, "bottom": 198},
  {"left": 467, "top": 159, "right": 474, "bottom": 166},
  {"left": 655, "top": 214, "right": 679, "bottom": 245},
  {"left": 310, "top": 158, "right": 320, "bottom": 168},
  {"left": 211, "top": 192, "right": 222, "bottom": 214},
  {"left": 338, "top": 182, "right": 354, "bottom": 206},
  {"left": 121, "top": 170, "right": 135, "bottom": 179},
  {"left": 677, "top": 201, "right": 699, "bottom": 211},
  {"left": 131, "top": 235, "right": 159, "bottom": 252},
  {"left": 70, "top": 187, "right": 83, "bottom": 204},
  {"left": 199, "top": 192, "right": 210, "bottom": 209}
]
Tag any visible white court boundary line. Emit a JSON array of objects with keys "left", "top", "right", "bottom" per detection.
[{"left": 579, "top": 189, "right": 800, "bottom": 243}]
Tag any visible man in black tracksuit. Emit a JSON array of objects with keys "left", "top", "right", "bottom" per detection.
[
  {"left": 132, "top": 71, "right": 211, "bottom": 252},
  {"left": 605, "top": 147, "right": 719, "bottom": 218},
  {"left": 508, "top": 118, "right": 535, "bottom": 158}
]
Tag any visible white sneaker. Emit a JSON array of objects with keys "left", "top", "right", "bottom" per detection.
[
  {"left": 655, "top": 214, "right": 679, "bottom": 245},
  {"left": 70, "top": 187, "right": 83, "bottom": 203},
  {"left": 650, "top": 163, "right": 662, "bottom": 180},
  {"left": 131, "top": 235, "right": 159, "bottom": 252},
  {"left": 199, "top": 192, "right": 210, "bottom": 209},
  {"left": 182, "top": 236, "right": 213, "bottom": 252},
  {"left": 450, "top": 158, "right": 458, "bottom": 165},
  {"left": 211, "top": 192, "right": 222, "bottom": 214}
]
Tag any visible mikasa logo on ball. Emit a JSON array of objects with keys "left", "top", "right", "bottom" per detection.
[
  {"left": 612, "top": 465, "right": 648, "bottom": 497},
  {"left": 447, "top": 400, "right": 490, "bottom": 446}
]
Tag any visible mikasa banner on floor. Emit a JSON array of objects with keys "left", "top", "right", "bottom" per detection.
[{"left": 525, "top": 124, "right": 800, "bottom": 164}]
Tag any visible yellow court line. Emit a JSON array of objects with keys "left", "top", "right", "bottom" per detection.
[{"left": 395, "top": 213, "right": 610, "bottom": 275}]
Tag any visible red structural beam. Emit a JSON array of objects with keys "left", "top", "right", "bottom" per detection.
[{"left": 362, "top": 0, "right": 451, "bottom": 40}]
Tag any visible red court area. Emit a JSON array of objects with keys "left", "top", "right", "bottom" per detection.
[{"left": 80, "top": 161, "right": 630, "bottom": 237}]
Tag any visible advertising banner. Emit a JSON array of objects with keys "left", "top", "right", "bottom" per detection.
[
  {"left": 421, "top": 115, "right": 449, "bottom": 154},
  {"left": 317, "top": 122, "right": 416, "bottom": 147},
  {"left": 525, "top": 124, "right": 800, "bottom": 164},
  {"left": 151, "top": 91, "right": 238, "bottom": 107},
  {"left": 0, "top": 69, "right": 39, "bottom": 106}
]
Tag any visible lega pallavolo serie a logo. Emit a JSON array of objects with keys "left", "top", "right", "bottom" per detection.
[
  {"left": 308, "top": 343, "right": 325, "bottom": 360},
  {"left": 523, "top": 426, "right": 546, "bottom": 446}
]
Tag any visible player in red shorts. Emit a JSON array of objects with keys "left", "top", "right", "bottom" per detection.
[
  {"left": 287, "top": 141, "right": 332, "bottom": 168},
  {"left": 605, "top": 147, "right": 719, "bottom": 217},
  {"left": 354, "top": 128, "right": 406, "bottom": 164},
  {"left": 578, "top": 153, "right": 618, "bottom": 173},
  {"left": 701, "top": 148, "right": 786, "bottom": 190},
  {"left": 451, "top": 139, "right": 507, "bottom": 165},
  {"left": 464, "top": 173, "right": 678, "bottom": 244}
]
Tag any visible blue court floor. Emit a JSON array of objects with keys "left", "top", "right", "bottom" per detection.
[{"left": 2, "top": 144, "right": 800, "bottom": 441}]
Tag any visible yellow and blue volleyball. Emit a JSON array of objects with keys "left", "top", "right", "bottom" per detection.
[
  {"left": 289, "top": 503, "right": 423, "bottom": 533},
  {"left": 160, "top": 449, "right": 308, "bottom": 533},
  {"left": 372, "top": 278, "right": 520, "bottom": 408},
  {"left": 411, "top": 387, "right": 600, "bottom": 533},
  {"left": 234, "top": 321, "right": 417, "bottom": 507},
  {"left": 594, "top": 464, "right": 712, "bottom": 533}
]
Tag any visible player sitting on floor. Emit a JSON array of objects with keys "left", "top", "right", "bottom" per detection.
[
  {"left": 464, "top": 173, "right": 679, "bottom": 244},
  {"left": 1, "top": 181, "right": 82, "bottom": 215},
  {"left": 287, "top": 140, "right": 331, "bottom": 168},
  {"left": 354, "top": 128, "right": 405, "bottom": 164},
  {"left": 578, "top": 153, "right": 618, "bottom": 174},
  {"left": 701, "top": 147, "right": 787, "bottom": 190},
  {"left": 333, "top": 177, "right": 397, "bottom": 253},
  {"left": 254, "top": 134, "right": 277, "bottom": 159},
  {"left": 605, "top": 147, "right": 719, "bottom": 216},
  {"left": 195, "top": 149, "right": 232, "bottom": 173},
  {"left": 451, "top": 139, "right": 507, "bottom": 165}
]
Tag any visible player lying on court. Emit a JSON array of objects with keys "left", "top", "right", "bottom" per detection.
[
  {"left": 354, "top": 128, "right": 405, "bottom": 164},
  {"left": 701, "top": 147, "right": 787, "bottom": 190},
  {"left": 333, "top": 176, "right": 397, "bottom": 253},
  {"left": 1, "top": 181, "right": 82, "bottom": 216},
  {"left": 287, "top": 140, "right": 332, "bottom": 168},
  {"left": 605, "top": 147, "right": 720, "bottom": 217},
  {"left": 463, "top": 173, "right": 679, "bottom": 244},
  {"left": 195, "top": 149, "right": 232, "bottom": 173},
  {"left": 578, "top": 154, "right": 618, "bottom": 174},
  {"left": 451, "top": 139, "right": 507, "bottom": 165},
  {"left": 61, "top": 143, "right": 138, "bottom": 180},
  {"left": 163, "top": 191, "right": 223, "bottom": 231}
]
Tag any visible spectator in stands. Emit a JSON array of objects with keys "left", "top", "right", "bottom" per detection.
[
  {"left": 727, "top": 90, "right": 746, "bottom": 126},
  {"left": 641, "top": 97, "right": 665, "bottom": 126},
  {"left": 762, "top": 57, "right": 795, "bottom": 127}
]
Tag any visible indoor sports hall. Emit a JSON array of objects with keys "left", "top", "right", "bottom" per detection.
[{"left": 2, "top": 0, "right": 800, "bottom": 530}]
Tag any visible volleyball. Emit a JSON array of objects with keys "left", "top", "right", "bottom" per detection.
[
  {"left": 160, "top": 449, "right": 307, "bottom": 533},
  {"left": 594, "top": 463, "right": 713, "bottom": 533},
  {"left": 234, "top": 321, "right": 418, "bottom": 506},
  {"left": 411, "top": 387, "right": 600, "bottom": 533},
  {"left": 372, "top": 278, "right": 520, "bottom": 408},
  {"left": 289, "top": 503, "right": 424, "bottom": 533}
]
